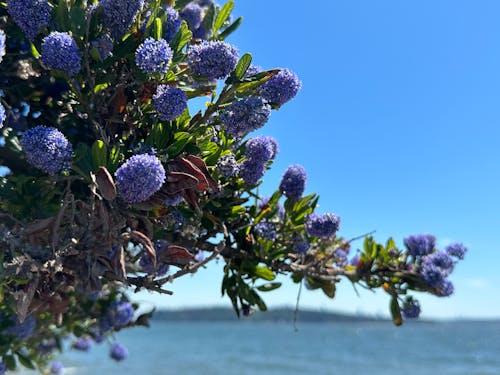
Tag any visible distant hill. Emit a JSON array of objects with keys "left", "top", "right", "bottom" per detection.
[{"left": 152, "top": 307, "right": 387, "bottom": 322}]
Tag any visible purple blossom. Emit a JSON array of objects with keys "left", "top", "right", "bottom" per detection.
[
  {"left": 305, "top": 213, "right": 340, "bottom": 238},
  {"left": 220, "top": 96, "right": 271, "bottom": 138},
  {"left": 422, "top": 251, "right": 454, "bottom": 275},
  {"left": 254, "top": 221, "right": 277, "bottom": 240},
  {"left": 259, "top": 68, "right": 302, "bottom": 106},
  {"left": 115, "top": 154, "right": 166, "bottom": 203},
  {"left": 187, "top": 41, "right": 239, "bottom": 80},
  {"left": 216, "top": 153, "right": 239, "bottom": 178},
  {"left": 446, "top": 242, "right": 467, "bottom": 260},
  {"left": 436, "top": 280, "right": 454, "bottom": 297},
  {"left": 110, "top": 343, "right": 128, "bottom": 361},
  {"left": 153, "top": 85, "right": 187, "bottom": 121},
  {"left": 239, "top": 159, "right": 266, "bottom": 185},
  {"left": 180, "top": 2, "right": 203, "bottom": 30},
  {"left": 0, "top": 30, "right": 5, "bottom": 63},
  {"left": 91, "top": 34, "right": 113, "bottom": 61},
  {"left": 20, "top": 126, "right": 73, "bottom": 175},
  {"left": 100, "top": 0, "right": 144, "bottom": 40},
  {"left": 402, "top": 298, "right": 421, "bottom": 319},
  {"left": 139, "top": 240, "right": 170, "bottom": 276},
  {"left": 420, "top": 263, "right": 446, "bottom": 289},
  {"left": 245, "top": 136, "right": 277, "bottom": 163},
  {"left": 99, "top": 301, "right": 134, "bottom": 331},
  {"left": 350, "top": 254, "right": 360, "bottom": 266},
  {"left": 0, "top": 362, "right": 6, "bottom": 375},
  {"left": 72, "top": 337, "right": 92, "bottom": 351},
  {"left": 49, "top": 361, "right": 63, "bottom": 375},
  {"left": 42, "top": 32, "right": 82, "bottom": 76},
  {"left": 135, "top": 37, "right": 173, "bottom": 74},
  {"left": 39, "top": 338, "right": 58, "bottom": 354},
  {"left": 7, "top": 0, "right": 51, "bottom": 40},
  {"left": 163, "top": 7, "right": 181, "bottom": 42},
  {"left": 4, "top": 315, "right": 36, "bottom": 340},
  {"left": 192, "top": 24, "right": 208, "bottom": 40},
  {"left": 164, "top": 194, "right": 183, "bottom": 206},
  {"left": 279, "top": 164, "right": 307, "bottom": 200},
  {"left": 404, "top": 234, "right": 436, "bottom": 257},
  {"left": 293, "top": 235, "right": 310, "bottom": 254}
]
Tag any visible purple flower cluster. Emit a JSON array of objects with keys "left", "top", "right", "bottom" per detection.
[
  {"left": 180, "top": 2, "right": 203, "bottom": 30},
  {"left": 139, "top": 240, "right": 170, "bottom": 276},
  {"left": 42, "top": 32, "right": 82, "bottom": 76},
  {"left": 164, "top": 194, "right": 183, "bottom": 206},
  {"left": 135, "top": 37, "right": 173, "bottom": 74},
  {"left": 110, "top": 343, "right": 128, "bottom": 361},
  {"left": 402, "top": 298, "right": 421, "bottom": 319},
  {"left": 254, "top": 221, "right": 277, "bottom": 240},
  {"left": 446, "top": 242, "right": 467, "bottom": 260},
  {"left": 293, "top": 235, "right": 310, "bottom": 254},
  {"left": 72, "top": 337, "right": 92, "bottom": 351},
  {"left": 100, "top": 0, "right": 144, "bottom": 39},
  {"left": 239, "top": 136, "right": 277, "bottom": 185},
  {"left": 305, "top": 213, "right": 340, "bottom": 238},
  {"left": 99, "top": 301, "right": 135, "bottom": 332},
  {"left": 7, "top": 0, "right": 51, "bottom": 40},
  {"left": 216, "top": 153, "right": 239, "bottom": 178},
  {"left": 42, "top": 31, "right": 82, "bottom": 76},
  {"left": 153, "top": 85, "right": 187, "bottom": 121},
  {"left": 0, "top": 30, "right": 5, "bottom": 63},
  {"left": 49, "top": 362, "right": 63, "bottom": 375},
  {"left": 0, "top": 362, "right": 6, "bottom": 375},
  {"left": 163, "top": 7, "right": 181, "bottom": 42},
  {"left": 404, "top": 234, "right": 436, "bottom": 257},
  {"left": 3, "top": 315, "right": 36, "bottom": 340},
  {"left": 419, "top": 250, "right": 456, "bottom": 296},
  {"left": 279, "top": 164, "right": 306, "bottom": 200},
  {"left": 220, "top": 96, "right": 271, "bottom": 138},
  {"left": 20, "top": 126, "right": 74, "bottom": 175},
  {"left": 187, "top": 41, "right": 238, "bottom": 80},
  {"left": 115, "top": 154, "right": 166, "bottom": 203},
  {"left": 39, "top": 338, "right": 58, "bottom": 354},
  {"left": 91, "top": 34, "right": 113, "bottom": 61},
  {"left": 0, "top": 103, "right": 5, "bottom": 129},
  {"left": 259, "top": 68, "right": 302, "bottom": 106}
]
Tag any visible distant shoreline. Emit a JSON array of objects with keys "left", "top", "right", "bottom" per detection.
[{"left": 150, "top": 307, "right": 500, "bottom": 323}]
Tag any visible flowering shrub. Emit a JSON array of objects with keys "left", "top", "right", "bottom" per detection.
[{"left": 0, "top": 0, "right": 467, "bottom": 373}]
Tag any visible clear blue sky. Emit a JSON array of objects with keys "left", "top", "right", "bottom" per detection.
[{"left": 133, "top": 0, "right": 500, "bottom": 319}]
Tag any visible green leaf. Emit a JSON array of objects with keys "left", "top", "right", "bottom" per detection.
[
  {"left": 256, "top": 282, "right": 281, "bottom": 292},
  {"left": 214, "top": 1, "right": 234, "bottom": 33},
  {"left": 217, "top": 16, "right": 242, "bottom": 40},
  {"left": 170, "top": 22, "right": 192, "bottom": 55},
  {"left": 153, "top": 17, "right": 162, "bottom": 40},
  {"left": 108, "top": 146, "right": 121, "bottom": 173},
  {"left": 233, "top": 53, "right": 252, "bottom": 81},
  {"left": 166, "top": 132, "right": 193, "bottom": 156},
  {"left": 202, "top": 3, "right": 216, "bottom": 38},
  {"left": 16, "top": 352, "right": 35, "bottom": 370},
  {"left": 250, "top": 289, "right": 267, "bottom": 311},
  {"left": 5, "top": 355, "right": 16, "bottom": 371},
  {"left": 91, "top": 140, "right": 107, "bottom": 170},
  {"left": 254, "top": 265, "right": 275, "bottom": 281},
  {"left": 29, "top": 42, "right": 40, "bottom": 58},
  {"left": 231, "top": 206, "right": 246, "bottom": 215},
  {"left": 321, "top": 282, "right": 336, "bottom": 298}
]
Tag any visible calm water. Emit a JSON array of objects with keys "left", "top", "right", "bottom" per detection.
[{"left": 18, "top": 321, "right": 500, "bottom": 374}]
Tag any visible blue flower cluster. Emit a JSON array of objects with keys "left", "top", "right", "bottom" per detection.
[
  {"left": 0, "top": 30, "right": 5, "bottom": 63},
  {"left": 403, "top": 234, "right": 435, "bottom": 257},
  {"left": 293, "top": 235, "right": 310, "bottom": 254},
  {"left": 135, "top": 37, "right": 173, "bottom": 74},
  {"left": 42, "top": 32, "right": 82, "bottom": 76},
  {"left": 187, "top": 41, "right": 238, "bottom": 80},
  {"left": 100, "top": 0, "right": 144, "bottom": 40},
  {"left": 3, "top": 315, "right": 36, "bottom": 340},
  {"left": 279, "top": 164, "right": 306, "bottom": 200},
  {"left": 20, "top": 126, "right": 74, "bottom": 175},
  {"left": 239, "top": 136, "right": 277, "bottom": 185},
  {"left": 446, "top": 242, "right": 467, "bottom": 260},
  {"left": 180, "top": 2, "right": 203, "bottom": 30},
  {"left": 72, "top": 337, "right": 92, "bottom": 351},
  {"left": 220, "top": 96, "right": 271, "bottom": 138},
  {"left": 139, "top": 240, "right": 170, "bottom": 276},
  {"left": 0, "top": 362, "right": 6, "bottom": 375},
  {"left": 216, "top": 153, "right": 239, "bottom": 178},
  {"left": 153, "top": 85, "right": 187, "bottom": 121},
  {"left": 0, "top": 103, "right": 5, "bottom": 129},
  {"left": 110, "top": 343, "right": 128, "bottom": 361},
  {"left": 254, "top": 221, "right": 277, "bottom": 240},
  {"left": 115, "top": 154, "right": 166, "bottom": 203},
  {"left": 49, "top": 362, "right": 63, "bottom": 375},
  {"left": 91, "top": 34, "right": 113, "bottom": 61},
  {"left": 39, "top": 338, "right": 58, "bottom": 354},
  {"left": 163, "top": 7, "right": 181, "bottom": 42},
  {"left": 7, "top": 0, "right": 51, "bottom": 40},
  {"left": 305, "top": 213, "right": 340, "bottom": 238},
  {"left": 402, "top": 298, "right": 421, "bottom": 319},
  {"left": 259, "top": 68, "right": 302, "bottom": 106},
  {"left": 99, "top": 301, "right": 135, "bottom": 332},
  {"left": 419, "top": 248, "right": 461, "bottom": 297}
]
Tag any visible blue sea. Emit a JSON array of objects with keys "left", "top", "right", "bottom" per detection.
[{"left": 17, "top": 321, "right": 500, "bottom": 374}]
